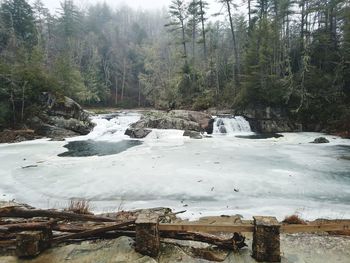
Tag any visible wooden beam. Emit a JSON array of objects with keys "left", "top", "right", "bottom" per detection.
[
  {"left": 0, "top": 240, "right": 16, "bottom": 247},
  {"left": 51, "top": 220, "right": 135, "bottom": 244},
  {"left": 0, "top": 221, "right": 55, "bottom": 232},
  {"left": 159, "top": 223, "right": 254, "bottom": 233},
  {"left": 281, "top": 223, "right": 350, "bottom": 233},
  {"left": 0, "top": 207, "right": 115, "bottom": 222},
  {"left": 159, "top": 222, "right": 350, "bottom": 234}
]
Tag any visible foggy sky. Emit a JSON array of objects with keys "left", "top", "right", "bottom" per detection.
[{"left": 33, "top": 0, "right": 239, "bottom": 17}]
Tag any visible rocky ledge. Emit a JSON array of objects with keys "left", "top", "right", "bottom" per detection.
[
  {"left": 223, "top": 107, "right": 303, "bottom": 133},
  {"left": 125, "top": 110, "right": 214, "bottom": 139},
  {"left": 28, "top": 93, "right": 95, "bottom": 140}
]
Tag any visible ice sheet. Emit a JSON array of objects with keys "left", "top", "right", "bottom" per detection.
[{"left": 0, "top": 113, "right": 349, "bottom": 221}]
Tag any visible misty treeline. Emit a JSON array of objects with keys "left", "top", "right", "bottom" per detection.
[{"left": 0, "top": 0, "right": 349, "bottom": 130}]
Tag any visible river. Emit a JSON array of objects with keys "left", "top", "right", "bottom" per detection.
[{"left": 0, "top": 112, "right": 349, "bottom": 221}]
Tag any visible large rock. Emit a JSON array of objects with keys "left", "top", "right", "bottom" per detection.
[
  {"left": 43, "top": 93, "right": 90, "bottom": 122},
  {"left": 183, "top": 130, "right": 203, "bottom": 139},
  {"left": 235, "top": 106, "right": 302, "bottom": 133},
  {"left": 125, "top": 128, "right": 152, "bottom": 139},
  {"left": 311, "top": 137, "right": 330, "bottom": 144},
  {"left": 46, "top": 116, "right": 93, "bottom": 135},
  {"left": 29, "top": 93, "right": 95, "bottom": 139},
  {"left": 131, "top": 110, "right": 214, "bottom": 134}
]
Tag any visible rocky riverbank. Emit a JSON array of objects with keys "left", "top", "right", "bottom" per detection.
[{"left": 0, "top": 93, "right": 95, "bottom": 143}]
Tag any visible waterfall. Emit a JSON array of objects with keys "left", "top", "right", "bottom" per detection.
[{"left": 214, "top": 116, "right": 251, "bottom": 134}]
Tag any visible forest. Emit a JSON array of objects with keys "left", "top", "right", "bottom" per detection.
[{"left": 0, "top": 0, "right": 349, "bottom": 132}]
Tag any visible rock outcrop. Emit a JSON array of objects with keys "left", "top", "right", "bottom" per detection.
[
  {"left": 29, "top": 93, "right": 95, "bottom": 139},
  {"left": 130, "top": 110, "right": 214, "bottom": 134},
  {"left": 236, "top": 106, "right": 302, "bottom": 133},
  {"left": 311, "top": 137, "right": 330, "bottom": 144},
  {"left": 248, "top": 119, "right": 302, "bottom": 133},
  {"left": 183, "top": 130, "right": 203, "bottom": 139},
  {"left": 125, "top": 128, "right": 152, "bottom": 139}
]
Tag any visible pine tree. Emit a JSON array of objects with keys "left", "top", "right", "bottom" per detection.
[{"left": 0, "top": 0, "right": 37, "bottom": 48}]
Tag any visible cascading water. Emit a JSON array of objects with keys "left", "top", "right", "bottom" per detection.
[{"left": 214, "top": 116, "right": 252, "bottom": 134}]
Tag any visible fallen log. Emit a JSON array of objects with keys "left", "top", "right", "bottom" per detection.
[
  {"left": 0, "top": 221, "right": 56, "bottom": 233},
  {"left": 53, "top": 223, "right": 135, "bottom": 233},
  {"left": 161, "top": 231, "right": 246, "bottom": 250},
  {"left": 51, "top": 220, "right": 135, "bottom": 244},
  {"left": 0, "top": 240, "right": 16, "bottom": 247},
  {"left": 0, "top": 233, "right": 16, "bottom": 240},
  {"left": 0, "top": 207, "right": 115, "bottom": 222}
]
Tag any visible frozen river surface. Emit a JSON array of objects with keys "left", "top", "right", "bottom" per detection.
[{"left": 0, "top": 112, "right": 350, "bottom": 220}]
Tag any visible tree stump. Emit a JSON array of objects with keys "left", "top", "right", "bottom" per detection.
[
  {"left": 252, "top": 216, "right": 281, "bottom": 262},
  {"left": 16, "top": 229, "right": 52, "bottom": 258},
  {"left": 135, "top": 213, "right": 160, "bottom": 257}
]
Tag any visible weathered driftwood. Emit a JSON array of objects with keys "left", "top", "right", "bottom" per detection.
[
  {"left": 0, "top": 221, "right": 56, "bottom": 232},
  {"left": 51, "top": 230, "right": 136, "bottom": 243},
  {"left": 0, "top": 233, "right": 16, "bottom": 240},
  {"left": 0, "top": 240, "right": 16, "bottom": 247},
  {"left": 161, "top": 231, "right": 243, "bottom": 250},
  {"left": 52, "top": 223, "right": 135, "bottom": 233},
  {"left": 52, "top": 220, "right": 135, "bottom": 244},
  {"left": 0, "top": 207, "right": 115, "bottom": 222}
]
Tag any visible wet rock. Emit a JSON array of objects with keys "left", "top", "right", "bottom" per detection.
[
  {"left": 183, "top": 130, "right": 203, "bottom": 139},
  {"left": 249, "top": 119, "right": 302, "bottom": 133},
  {"left": 216, "top": 119, "right": 224, "bottom": 127},
  {"left": 33, "top": 121, "right": 79, "bottom": 138},
  {"left": 28, "top": 93, "right": 95, "bottom": 140},
  {"left": 131, "top": 110, "right": 214, "bottom": 134},
  {"left": 125, "top": 128, "right": 152, "bottom": 139},
  {"left": 311, "top": 137, "right": 330, "bottom": 144},
  {"left": 42, "top": 93, "right": 90, "bottom": 122},
  {"left": 219, "top": 125, "right": 227, "bottom": 134}
]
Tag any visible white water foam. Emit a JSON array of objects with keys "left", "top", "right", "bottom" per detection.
[
  {"left": 67, "top": 112, "right": 141, "bottom": 142},
  {"left": 214, "top": 116, "right": 252, "bottom": 134}
]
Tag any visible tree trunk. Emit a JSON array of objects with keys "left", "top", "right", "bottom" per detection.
[
  {"left": 225, "top": 0, "right": 240, "bottom": 87},
  {"left": 181, "top": 20, "right": 187, "bottom": 59},
  {"left": 121, "top": 58, "right": 126, "bottom": 102},
  {"left": 248, "top": 0, "right": 252, "bottom": 29},
  {"left": 21, "top": 82, "right": 27, "bottom": 123},
  {"left": 199, "top": 0, "right": 207, "bottom": 60},
  {"left": 115, "top": 78, "right": 118, "bottom": 105}
]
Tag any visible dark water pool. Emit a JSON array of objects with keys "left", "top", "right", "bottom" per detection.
[
  {"left": 58, "top": 140, "right": 142, "bottom": 157},
  {"left": 235, "top": 133, "right": 284, "bottom": 139}
]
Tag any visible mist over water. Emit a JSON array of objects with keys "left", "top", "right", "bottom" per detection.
[{"left": 0, "top": 112, "right": 350, "bottom": 220}]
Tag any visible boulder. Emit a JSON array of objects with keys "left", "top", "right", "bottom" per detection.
[
  {"left": 28, "top": 93, "right": 95, "bottom": 140},
  {"left": 311, "top": 137, "right": 330, "bottom": 144},
  {"left": 125, "top": 128, "right": 152, "bottom": 139},
  {"left": 46, "top": 116, "right": 93, "bottom": 135},
  {"left": 131, "top": 110, "right": 214, "bottom": 134},
  {"left": 42, "top": 93, "right": 90, "bottom": 122},
  {"left": 216, "top": 119, "right": 224, "bottom": 127},
  {"left": 183, "top": 130, "right": 203, "bottom": 139},
  {"left": 219, "top": 125, "right": 227, "bottom": 134}
]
